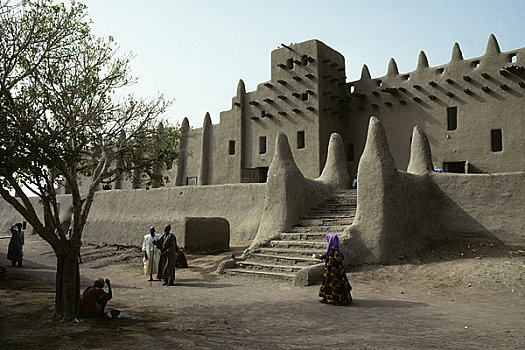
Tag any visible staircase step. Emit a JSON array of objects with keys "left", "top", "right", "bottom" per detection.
[
  {"left": 250, "top": 253, "right": 321, "bottom": 264},
  {"left": 298, "top": 218, "right": 354, "bottom": 226},
  {"left": 306, "top": 213, "right": 355, "bottom": 219},
  {"left": 225, "top": 268, "right": 295, "bottom": 280},
  {"left": 310, "top": 203, "right": 356, "bottom": 209},
  {"left": 289, "top": 225, "right": 348, "bottom": 233},
  {"left": 257, "top": 247, "right": 324, "bottom": 257},
  {"left": 237, "top": 260, "right": 305, "bottom": 273},
  {"left": 308, "top": 210, "right": 355, "bottom": 216},
  {"left": 270, "top": 240, "right": 326, "bottom": 249},
  {"left": 280, "top": 232, "right": 333, "bottom": 241}
]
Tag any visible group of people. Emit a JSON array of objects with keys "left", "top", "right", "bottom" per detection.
[
  {"left": 78, "top": 223, "right": 187, "bottom": 319},
  {"left": 142, "top": 223, "right": 186, "bottom": 285},
  {"left": 9, "top": 220, "right": 350, "bottom": 318}
]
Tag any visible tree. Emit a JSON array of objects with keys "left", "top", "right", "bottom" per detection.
[{"left": 0, "top": 0, "right": 186, "bottom": 321}]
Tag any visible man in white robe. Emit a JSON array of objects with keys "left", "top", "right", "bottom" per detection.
[{"left": 142, "top": 226, "right": 161, "bottom": 281}]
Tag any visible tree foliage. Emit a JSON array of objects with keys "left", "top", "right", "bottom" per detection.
[{"left": 0, "top": 0, "right": 186, "bottom": 321}]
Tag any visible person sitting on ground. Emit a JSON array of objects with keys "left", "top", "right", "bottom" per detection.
[
  {"left": 315, "top": 234, "right": 353, "bottom": 306},
  {"left": 176, "top": 248, "right": 188, "bottom": 268},
  {"left": 79, "top": 278, "right": 112, "bottom": 318}
]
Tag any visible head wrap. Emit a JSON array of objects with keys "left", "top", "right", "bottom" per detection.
[
  {"left": 324, "top": 233, "right": 343, "bottom": 259},
  {"left": 95, "top": 278, "right": 105, "bottom": 287}
]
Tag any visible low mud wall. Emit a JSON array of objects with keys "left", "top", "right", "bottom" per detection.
[
  {"left": 0, "top": 183, "right": 266, "bottom": 247},
  {"left": 431, "top": 172, "right": 525, "bottom": 245}
]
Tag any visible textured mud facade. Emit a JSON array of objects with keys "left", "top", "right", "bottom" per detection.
[
  {"left": 2, "top": 36, "right": 523, "bottom": 266},
  {"left": 0, "top": 184, "right": 265, "bottom": 247},
  {"left": 344, "top": 117, "right": 525, "bottom": 265},
  {"left": 145, "top": 35, "right": 524, "bottom": 189}
]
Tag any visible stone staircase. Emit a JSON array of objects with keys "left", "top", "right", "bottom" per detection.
[{"left": 226, "top": 189, "right": 357, "bottom": 281}]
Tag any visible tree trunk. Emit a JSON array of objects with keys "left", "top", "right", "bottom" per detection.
[{"left": 54, "top": 248, "right": 80, "bottom": 322}]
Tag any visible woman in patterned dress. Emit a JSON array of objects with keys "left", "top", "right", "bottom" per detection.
[{"left": 317, "top": 233, "right": 352, "bottom": 305}]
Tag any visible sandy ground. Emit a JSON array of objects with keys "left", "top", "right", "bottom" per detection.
[{"left": 0, "top": 234, "right": 524, "bottom": 350}]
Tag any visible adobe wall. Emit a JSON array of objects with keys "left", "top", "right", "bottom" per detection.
[
  {"left": 344, "top": 117, "right": 525, "bottom": 266},
  {"left": 347, "top": 35, "right": 525, "bottom": 175},
  {"left": 0, "top": 183, "right": 266, "bottom": 248},
  {"left": 431, "top": 172, "right": 525, "bottom": 244},
  {"left": 0, "top": 198, "right": 37, "bottom": 235},
  {"left": 173, "top": 40, "right": 352, "bottom": 187},
  {"left": 80, "top": 184, "right": 265, "bottom": 246}
]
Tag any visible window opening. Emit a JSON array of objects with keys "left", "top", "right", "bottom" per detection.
[
  {"left": 301, "top": 55, "right": 308, "bottom": 66},
  {"left": 228, "top": 140, "right": 235, "bottom": 155},
  {"left": 491, "top": 129, "right": 502, "bottom": 152},
  {"left": 301, "top": 93, "right": 308, "bottom": 101},
  {"left": 286, "top": 58, "right": 294, "bottom": 70},
  {"left": 510, "top": 54, "right": 517, "bottom": 63},
  {"left": 186, "top": 177, "right": 197, "bottom": 186},
  {"left": 443, "top": 161, "right": 466, "bottom": 173},
  {"left": 471, "top": 60, "right": 480, "bottom": 68},
  {"left": 447, "top": 106, "right": 457, "bottom": 131},
  {"left": 259, "top": 136, "right": 267, "bottom": 154},
  {"left": 297, "top": 131, "right": 305, "bottom": 149}
]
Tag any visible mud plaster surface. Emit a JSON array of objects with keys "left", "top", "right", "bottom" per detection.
[{"left": 1, "top": 234, "right": 524, "bottom": 350}]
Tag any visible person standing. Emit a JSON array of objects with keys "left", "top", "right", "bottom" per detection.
[
  {"left": 160, "top": 223, "right": 178, "bottom": 286},
  {"left": 142, "top": 226, "right": 161, "bottom": 281},
  {"left": 316, "top": 233, "right": 352, "bottom": 305},
  {"left": 153, "top": 225, "right": 168, "bottom": 281},
  {"left": 7, "top": 223, "right": 24, "bottom": 267}
]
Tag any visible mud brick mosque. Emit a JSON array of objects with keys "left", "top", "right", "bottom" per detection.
[
  {"left": 1, "top": 35, "right": 524, "bottom": 282},
  {"left": 159, "top": 34, "right": 524, "bottom": 187}
]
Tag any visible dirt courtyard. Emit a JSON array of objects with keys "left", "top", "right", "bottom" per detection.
[{"left": 1, "top": 234, "right": 524, "bottom": 350}]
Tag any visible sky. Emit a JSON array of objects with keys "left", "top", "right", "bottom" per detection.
[{"left": 80, "top": 0, "right": 525, "bottom": 128}]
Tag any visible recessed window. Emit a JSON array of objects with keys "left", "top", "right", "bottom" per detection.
[
  {"left": 261, "top": 110, "right": 266, "bottom": 118},
  {"left": 259, "top": 136, "right": 267, "bottom": 154},
  {"left": 349, "top": 85, "right": 355, "bottom": 93},
  {"left": 510, "top": 54, "right": 517, "bottom": 63},
  {"left": 301, "top": 55, "right": 308, "bottom": 66},
  {"left": 346, "top": 143, "right": 354, "bottom": 161},
  {"left": 491, "top": 129, "right": 502, "bottom": 152},
  {"left": 187, "top": 177, "right": 197, "bottom": 186},
  {"left": 447, "top": 106, "right": 457, "bottom": 131},
  {"left": 297, "top": 131, "right": 305, "bottom": 149},
  {"left": 228, "top": 140, "right": 235, "bottom": 155},
  {"left": 443, "top": 162, "right": 466, "bottom": 173},
  {"left": 436, "top": 68, "right": 445, "bottom": 74},
  {"left": 471, "top": 60, "right": 480, "bottom": 68},
  {"left": 286, "top": 58, "right": 294, "bottom": 70},
  {"left": 301, "top": 93, "right": 308, "bottom": 101}
]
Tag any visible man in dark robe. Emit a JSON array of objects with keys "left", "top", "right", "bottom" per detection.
[
  {"left": 161, "top": 223, "right": 178, "bottom": 286},
  {"left": 7, "top": 223, "right": 24, "bottom": 267},
  {"left": 153, "top": 225, "right": 169, "bottom": 281}
]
